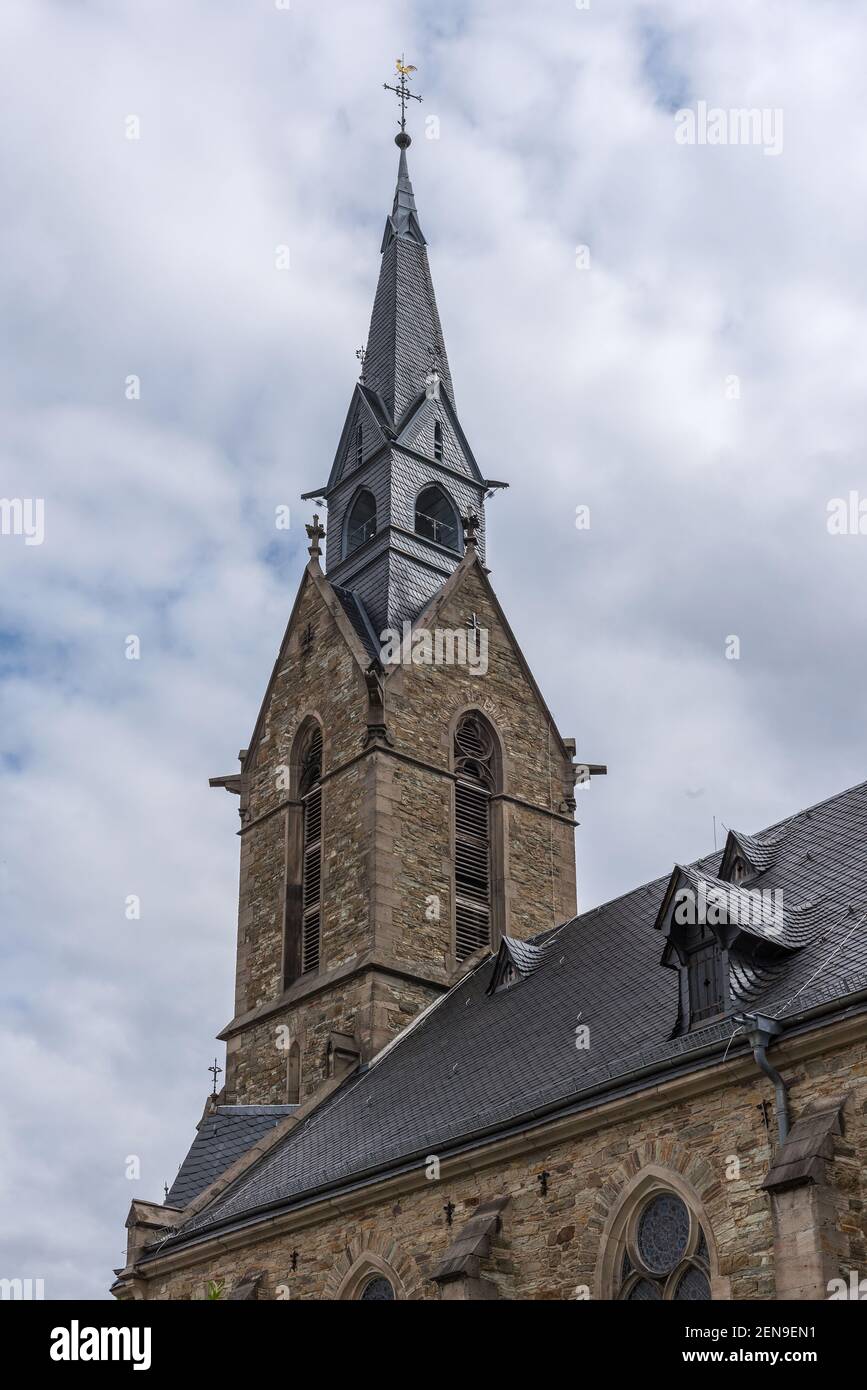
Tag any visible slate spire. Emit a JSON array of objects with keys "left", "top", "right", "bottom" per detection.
[
  {"left": 302, "top": 114, "right": 492, "bottom": 638},
  {"left": 363, "top": 136, "right": 454, "bottom": 424},
  {"left": 382, "top": 141, "right": 425, "bottom": 248}
]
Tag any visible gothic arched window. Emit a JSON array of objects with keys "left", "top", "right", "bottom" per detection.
[
  {"left": 453, "top": 711, "right": 499, "bottom": 961},
  {"left": 359, "top": 1276, "right": 395, "bottom": 1301},
  {"left": 284, "top": 721, "right": 323, "bottom": 986},
  {"left": 616, "top": 1190, "right": 712, "bottom": 1301},
  {"left": 346, "top": 490, "right": 377, "bottom": 554},
  {"left": 433, "top": 421, "right": 443, "bottom": 461},
  {"left": 355, "top": 422, "right": 363, "bottom": 470},
  {"left": 415, "top": 485, "right": 460, "bottom": 552}
]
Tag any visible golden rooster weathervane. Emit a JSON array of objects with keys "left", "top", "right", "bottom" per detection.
[{"left": 383, "top": 55, "right": 422, "bottom": 143}]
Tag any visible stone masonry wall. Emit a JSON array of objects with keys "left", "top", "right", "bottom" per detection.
[{"left": 224, "top": 557, "right": 579, "bottom": 1103}]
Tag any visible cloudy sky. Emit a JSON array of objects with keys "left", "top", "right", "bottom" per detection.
[{"left": 3, "top": 0, "right": 867, "bottom": 1300}]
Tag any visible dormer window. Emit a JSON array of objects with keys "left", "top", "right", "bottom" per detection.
[
  {"left": 415, "top": 485, "right": 460, "bottom": 552},
  {"left": 433, "top": 421, "right": 443, "bottom": 461},
  {"left": 346, "top": 490, "right": 377, "bottom": 554}
]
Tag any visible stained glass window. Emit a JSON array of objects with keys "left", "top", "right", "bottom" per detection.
[
  {"left": 615, "top": 1187, "right": 712, "bottom": 1301},
  {"left": 626, "top": 1278, "right": 661, "bottom": 1301},
  {"left": 360, "top": 1276, "right": 395, "bottom": 1301},
  {"left": 637, "top": 1193, "right": 690, "bottom": 1273},
  {"left": 674, "top": 1266, "right": 712, "bottom": 1301}
]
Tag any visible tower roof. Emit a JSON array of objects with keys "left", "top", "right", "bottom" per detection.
[
  {"left": 364, "top": 142, "right": 454, "bottom": 424},
  {"left": 382, "top": 145, "right": 426, "bottom": 249}
]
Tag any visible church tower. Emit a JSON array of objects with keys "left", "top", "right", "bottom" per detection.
[{"left": 211, "top": 91, "right": 586, "bottom": 1108}]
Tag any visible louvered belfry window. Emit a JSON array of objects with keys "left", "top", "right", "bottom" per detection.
[
  {"left": 299, "top": 725, "right": 322, "bottom": 975},
  {"left": 454, "top": 712, "right": 496, "bottom": 961}
]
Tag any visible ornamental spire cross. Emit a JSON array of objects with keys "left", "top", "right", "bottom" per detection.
[
  {"left": 306, "top": 513, "right": 326, "bottom": 558},
  {"left": 383, "top": 56, "right": 423, "bottom": 141}
]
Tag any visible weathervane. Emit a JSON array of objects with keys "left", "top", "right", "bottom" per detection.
[{"left": 383, "top": 56, "right": 422, "bottom": 144}]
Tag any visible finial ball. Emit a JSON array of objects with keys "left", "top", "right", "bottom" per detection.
[{"left": 395, "top": 131, "right": 412, "bottom": 149}]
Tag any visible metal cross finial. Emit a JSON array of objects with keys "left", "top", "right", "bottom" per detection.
[
  {"left": 356, "top": 344, "right": 367, "bottom": 380},
  {"left": 208, "top": 1058, "right": 222, "bottom": 1098},
  {"left": 383, "top": 56, "right": 422, "bottom": 143},
  {"left": 306, "top": 513, "right": 326, "bottom": 558}
]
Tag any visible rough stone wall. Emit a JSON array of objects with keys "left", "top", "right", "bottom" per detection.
[
  {"left": 385, "top": 561, "right": 577, "bottom": 950},
  {"left": 233, "top": 575, "right": 370, "bottom": 1014},
  {"left": 141, "top": 1035, "right": 867, "bottom": 1300}
]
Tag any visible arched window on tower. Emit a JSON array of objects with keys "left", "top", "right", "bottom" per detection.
[
  {"left": 453, "top": 711, "right": 499, "bottom": 961},
  {"left": 433, "top": 421, "right": 443, "bottom": 461},
  {"left": 346, "top": 489, "right": 377, "bottom": 554},
  {"left": 355, "top": 422, "right": 363, "bottom": 470},
  {"left": 415, "top": 485, "right": 460, "bottom": 552},
  {"left": 284, "top": 721, "right": 323, "bottom": 986}
]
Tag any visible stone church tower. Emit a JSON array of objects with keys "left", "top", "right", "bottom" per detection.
[
  {"left": 209, "top": 131, "right": 586, "bottom": 1110},
  {"left": 115, "top": 102, "right": 866, "bottom": 1308}
]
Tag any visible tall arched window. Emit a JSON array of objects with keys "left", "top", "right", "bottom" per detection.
[
  {"left": 299, "top": 725, "right": 322, "bottom": 975},
  {"left": 355, "top": 422, "right": 363, "bottom": 470},
  {"left": 453, "top": 711, "right": 498, "bottom": 961},
  {"left": 346, "top": 489, "right": 377, "bottom": 554},
  {"left": 616, "top": 1189, "right": 712, "bottom": 1301},
  {"left": 284, "top": 722, "right": 323, "bottom": 986},
  {"left": 433, "top": 421, "right": 443, "bottom": 461},
  {"left": 415, "top": 485, "right": 459, "bottom": 552}
]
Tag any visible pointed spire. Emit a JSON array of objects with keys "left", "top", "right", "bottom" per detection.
[
  {"left": 364, "top": 141, "right": 454, "bottom": 423},
  {"left": 382, "top": 142, "right": 426, "bottom": 249}
]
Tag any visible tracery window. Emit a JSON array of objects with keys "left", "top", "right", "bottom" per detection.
[
  {"left": 299, "top": 725, "right": 323, "bottom": 975},
  {"left": 453, "top": 711, "right": 497, "bottom": 961},
  {"left": 284, "top": 721, "right": 323, "bottom": 986},
  {"left": 617, "top": 1190, "right": 711, "bottom": 1300},
  {"left": 359, "top": 1276, "right": 395, "bottom": 1301}
]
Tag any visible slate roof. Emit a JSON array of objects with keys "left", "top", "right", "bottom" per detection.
[
  {"left": 166, "top": 1106, "right": 298, "bottom": 1209},
  {"left": 150, "top": 778, "right": 867, "bottom": 1257},
  {"left": 331, "top": 584, "right": 381, "bottom": 662},
  {"left": 366, "top": 146, "right": 454, "bottom": 423}
]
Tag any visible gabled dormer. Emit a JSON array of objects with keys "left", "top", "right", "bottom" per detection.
[
  {"left": 486, "top": 935, "right": 552, "bottom": 995},
  {"left": 654, "top": 861, "right": 803, "bottom": 1035}
]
